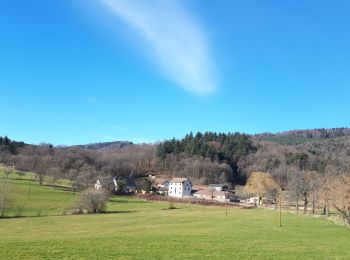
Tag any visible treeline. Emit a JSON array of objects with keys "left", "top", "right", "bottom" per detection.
[
  {"left": 2, "top": 127, "right": 350, "bottom": 190},
  {"left": 157, "top": 132, "right": 257, "bottom": 184},
  {"left": 0, "top": 136, "right": 158, "bottom": 191},
  {"left": 242, "top": 171, "right": 350, "bottom": 225},
  {"left": 255, "top": 127, "right": 350, "bottom": 145},
  {"left": 157, "top": 129, "right": 350, "bottom": 187},
  {"left": 0, "top": 136, "right": 26, "bottom": 155},
  {"left": 157, "top": 132, "right": 256, "bottom": 162}
]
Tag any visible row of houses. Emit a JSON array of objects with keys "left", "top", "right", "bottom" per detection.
[
  {"left": 165, "top": 177, "right": 240, "bottom": 203},
  {"left": 95, "top": 175, "right": 137, "bottom": 193},
  {"left": 94, "top": 176, "right": 241, "bottom": 203}
]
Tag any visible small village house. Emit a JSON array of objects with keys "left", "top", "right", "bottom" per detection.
[
  {"left": 158, "top": 180, "right": 170, "bottom": 189},
  {"left": 94, "top": 174, "right": 137, "bottom": 193},
  {"left": 94, "top": 180, "right": 102, "bottom": 190},
  {"left": 168, "top": 178, "right": 192, "bottom": 198}
]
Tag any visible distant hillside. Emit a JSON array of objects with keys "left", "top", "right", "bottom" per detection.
[
  {"left": 72, "top": 141, "right": 134, "bottom": 151},
  {"left": 254, "top": 128, "right": 350, "bottom": 145},
  {"left": 2, "top": 127, "right": 350, "bottom": 188}
]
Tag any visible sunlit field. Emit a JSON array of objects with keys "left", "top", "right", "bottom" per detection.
[{"left": 1, "top": 170, "right": 349, "bottom": 259}]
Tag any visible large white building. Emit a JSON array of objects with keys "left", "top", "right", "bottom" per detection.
[{"left": 168, "top": 178, "right": 192, "bottom": 198}]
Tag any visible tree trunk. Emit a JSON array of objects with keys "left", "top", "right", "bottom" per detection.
[
  {"left": 38, "top": 174, "right": 44, "bottom": 185},
  {"left": 303, "top": 199, "right": 308, "bottom": 214},
  {"left": 312, "top": 202, "right": 315, "bottom": 214},
  {"left": 51, "top": 178, "right": 58, "bottom": 188},
  {"left": 296, "top": 199, "right": 299, "bottom": 213},
  {"left": 326, "top": 203, "right": 330, "bottom": 217}
]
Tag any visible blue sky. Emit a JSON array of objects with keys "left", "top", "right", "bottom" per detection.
[{"left": 1, "top": 0, "right": 350, "bottom": 145}]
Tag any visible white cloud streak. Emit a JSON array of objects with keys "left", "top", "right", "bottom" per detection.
[
  {"left": 87, "top": 96, "right": 102, "bottom": 104},
  {"left": 98, "top": 0, "right": 217, "bottom": 95}
]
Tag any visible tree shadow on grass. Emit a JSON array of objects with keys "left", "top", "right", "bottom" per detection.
[
  {"left": 12, "top": 181, "right": 74, "bottom": 192},
  {"left": 103, "top": 210, "right": 138, "bottom": 214},
  {"left": 108, "top": 199, "right": 147, "bottom": 204},
  {"left": 49, "top": 186, "right": 73, "bottom": 192},
  {"left": 160, "top": 207, "right": 181, "bottom": 210}
]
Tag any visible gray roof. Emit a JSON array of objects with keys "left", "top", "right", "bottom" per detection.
[{"left": 171, "top": 178, "right": 191, "bottom": 184}]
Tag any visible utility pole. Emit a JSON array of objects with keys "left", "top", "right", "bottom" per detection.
[
  {"left": 225, "top": 192, "right": 228, "bottom": 217},
  {"left": 28, "top": 176, "right": 33, "bottom": 199}
]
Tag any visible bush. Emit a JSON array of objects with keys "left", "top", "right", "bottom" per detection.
[
  {"left": 75, "top": 188, "right": 108, "bottom": 214},
  {"left": 168, "top": 202, "right": 176, "bottom": 209}
]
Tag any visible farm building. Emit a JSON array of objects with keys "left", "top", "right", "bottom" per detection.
[
  {"left": 113, "top": 175, "right": 137, "bottom": 193},
  {"left": 94, "top": 174, "right": 137, "bottom": 193},
  {"left": 194, "top": 190, "right": 232, "bottom": 202},
  {"left": 156, "top": 179, "right": 170, "bottom": 189},
  {"left": 208, "top": 184, "right": 228, "bottom": 191}
]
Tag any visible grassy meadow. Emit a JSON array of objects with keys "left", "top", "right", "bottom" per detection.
[
  {"left": 0, "top": 169, "right": 75, "bottom": 217},
  {"left": 0, "top": 169, "right": 349, "bottom": 259}
]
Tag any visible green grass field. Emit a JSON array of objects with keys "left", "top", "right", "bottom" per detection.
[
  {"left": 1, "top": 170, "right": 349, "bottom": 259},
  {"left": 0, "top": 170, "right": 75, "bottom": 217}
]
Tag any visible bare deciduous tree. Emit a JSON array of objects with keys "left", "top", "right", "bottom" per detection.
[
  {"left": 17, "top": 171, "right": 25, "bottom": 180},
  {"left": 288, "top": 171, "right": 321, "bottom": 214},
  {"left": 0, "top": 181, "right": 13, "bottom": 218},
  {"left": 328, "top": 174, "right": 350, "bottom": 225},
  {"left": 75, "top": 188, "right": 108, "bottom": 214},
  {"left": 244, "top": 172, "right": 279, "bottom": 205}
]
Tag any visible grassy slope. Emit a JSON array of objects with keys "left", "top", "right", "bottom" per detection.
[
  {"left": 1, "top": 170, "right": 350, "bottom": 259},
  {"left": 0, "top": 170, "right": 75, "bottom": 217}
]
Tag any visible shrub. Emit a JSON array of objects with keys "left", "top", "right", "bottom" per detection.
[
  {"left": 168, "top": 202, "right": 176, "bottom": 209},
  {"left": 75, "top": 188, "right": 108, "bottom": 214}
]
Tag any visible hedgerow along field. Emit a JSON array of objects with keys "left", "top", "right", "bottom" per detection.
[{"left": 0, "top": 170, "right": 349, "bottom": 259}]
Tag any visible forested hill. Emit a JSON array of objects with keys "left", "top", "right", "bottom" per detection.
[
  {"left": 1, "top": 127, "right": 350, "bottom": 189},
  {"left": 254, "top": 128, "right": 350, "bottom": 145},
  {"left": 156, "top": 132, "right": 257, "bottom": 184},
  {"left": 156, "top": 128, "right": 350, "bottom": 186}
]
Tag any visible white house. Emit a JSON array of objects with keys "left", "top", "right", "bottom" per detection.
[
  {"left": 168, "top": 178, "right": 192, "bottom": 198},
  {"left": 247, "top": 197, "right": 259, "bottom": 205},
  {"left": 94, "top": 180, "right": 102, "bottom": 190}
]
